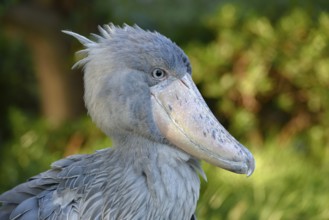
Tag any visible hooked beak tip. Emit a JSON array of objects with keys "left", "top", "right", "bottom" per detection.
[
  {"left": 247, "top": 160, "right": 255, "bottom": 177},
  {"left": 151, "top": 74, "right": 256, "bottom": 176},
  {"left": 246, "top": 152, "right": 255, "bottom": 177}
]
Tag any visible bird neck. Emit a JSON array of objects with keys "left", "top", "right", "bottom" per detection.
[{"left": 110, "top": 134, "right": 202, "bottom": 219}]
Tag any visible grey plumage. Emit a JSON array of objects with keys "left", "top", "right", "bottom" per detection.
[
  {"left": 0, "top": 143, "right": 200, "bottom": 219},
  {"left": 0, "top": 24, "right": 254, "bottom": 220}
]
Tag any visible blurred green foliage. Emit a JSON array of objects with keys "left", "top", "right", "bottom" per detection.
[
  {"left": 1, "top": 1, "right": 329, "bottom": 219},
  {"left": 0, "top": 108, "right": 111, "bottom": 191},
  {"left": 0, "top": 32, "right": 38, "bottom": 143},
  {"left": 198, "top": 143, "right": 329, "bottom": 219},
  {"left": 188, "top": 5, "right": 329, "bottom": 163},
  {"left": 188, "top": 4, "right": 329, "bottom": 219}
]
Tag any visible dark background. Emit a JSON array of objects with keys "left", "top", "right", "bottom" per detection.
[{"left": 1, "top": 0, "right": 329, "bottom": 219}]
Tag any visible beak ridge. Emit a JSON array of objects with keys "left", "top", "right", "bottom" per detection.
[{"left": 151, "top": 74, "right": 255, "bottom": 176}]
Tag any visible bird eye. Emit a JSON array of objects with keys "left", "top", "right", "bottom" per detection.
[{"left": 151, "top": 68, "right": 167, "bottom": 80}]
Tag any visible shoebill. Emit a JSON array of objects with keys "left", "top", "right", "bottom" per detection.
[{"left": 0, "top": 24, "right": 255, "bottom": 220}]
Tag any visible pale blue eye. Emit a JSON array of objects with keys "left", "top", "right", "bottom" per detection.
[{"left": 152, "top": 68, "right": 166, "bottom": 79}]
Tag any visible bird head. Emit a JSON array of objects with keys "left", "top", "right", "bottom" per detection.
[{"left": 63, "top": 24, "right": 255, "bottom": 176}]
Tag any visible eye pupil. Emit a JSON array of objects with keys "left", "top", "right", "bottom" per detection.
[
  {"left": 155, "top": 70, "right": 162, "bottom": 77},
  {"left": 152, "top": 68, "right": 166, "bottom": 79}
]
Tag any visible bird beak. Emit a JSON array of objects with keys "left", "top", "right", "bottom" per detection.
[{"left": 150, "top": 74, "right": 255, "bottom": 176}]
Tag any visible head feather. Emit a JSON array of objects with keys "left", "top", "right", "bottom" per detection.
[{"left": 63, "top": 24, "right": 192, "bottom": 74}]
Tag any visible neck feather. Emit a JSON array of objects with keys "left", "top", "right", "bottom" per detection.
[{"left": 104, "top": 135, "right": 202, "bottom": 219}]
